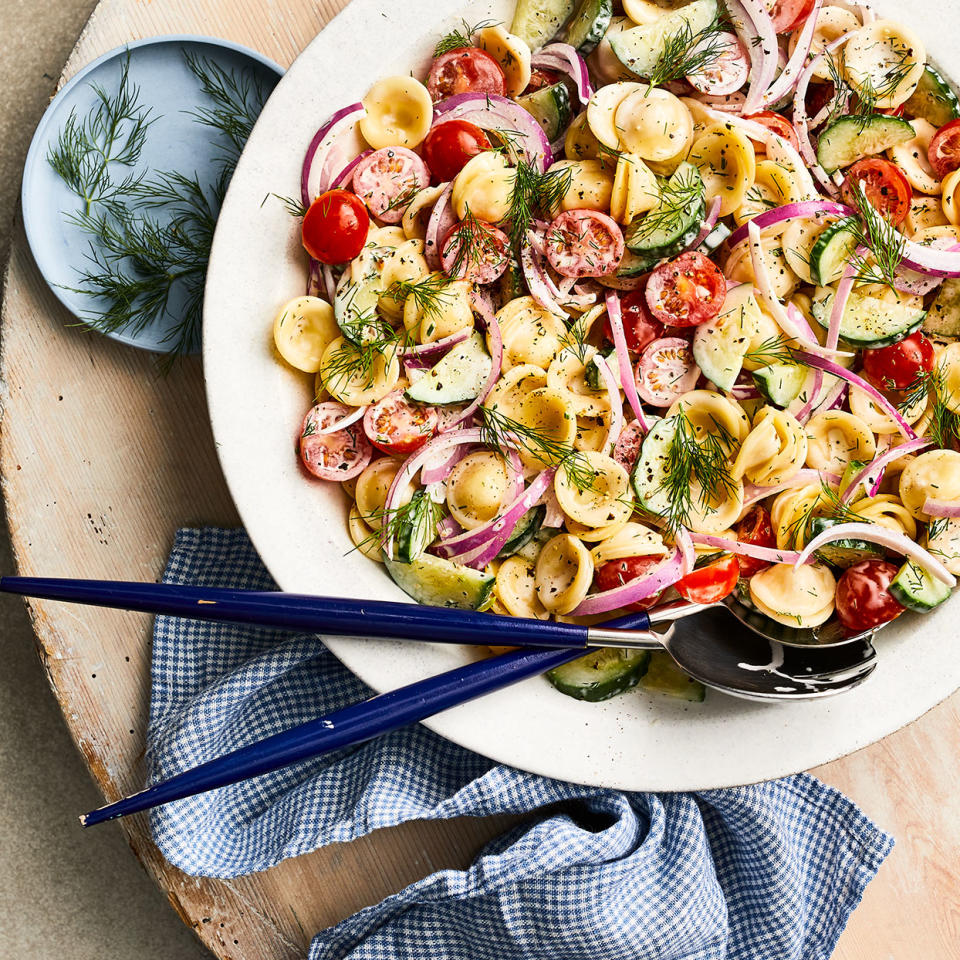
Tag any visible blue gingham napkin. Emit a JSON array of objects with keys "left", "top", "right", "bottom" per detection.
[{"left": 147, "top": 528, "right": 893, "bottom": 959}]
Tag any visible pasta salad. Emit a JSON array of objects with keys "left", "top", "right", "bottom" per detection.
[{"left": 271, "top": 0, "right": 960, "bottom": 703}]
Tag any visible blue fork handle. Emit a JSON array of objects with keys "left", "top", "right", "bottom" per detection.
[
  {"left": 80, "top": 645, "right": 586, "bottom": 826},
  {"left": 0, "top": 576, "right": 643, "bottom": 650}
]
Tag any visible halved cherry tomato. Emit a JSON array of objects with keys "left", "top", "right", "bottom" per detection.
[
  {"left": 363, "top": 390, "right": 439, "bottom": 455},
  {"left": 422, "top": 119, "right": 492, "bottom": 183},
  {"left": 770, "top": 0, "right": 816, "bottom": 32},
  {"left": 299, "top": 402, "right": 373, "bottom": 481},
  {"left": 352, "top": 147, "right": 430, "bottom": 225},
  {"left": 301, "top": 190, "right": 370, "bottom": 264},
  {"left": 835, "top": 559, "right": 905, "bottom": 633},
  {"left": 733, "top": 505, "right": 776, "bottom": 579},
  {"left": 523, "top": 67, "right": 564, "bottom": 95},
  {"left": 595, "top": 555, "right": 665, "bottom": 612},
  {"left": 744, "top": 111, "right": 801, "bottom": 152},
  {"left": 645, "top": 251, "right": 726, "bottom": 327},
  {"left": 928, "top": 118, "right": 960, "bottom": 179},
  {"left": 840, "top": 158, "right": 912, "bottom": 226},
  {"left": 612, "top": 420, "right": 645, "bottom": 473},
  {"left": 862, "top": 331, "right": 935, "bottom": 391},
  {"left": 427, "top": 47, "right": 506, "bottom": 102},
  {"left": 545, "top": 210, "right": 625, "bottom": 278},
  {"left": 686, "top": 33, "right": 748, "bottom": 96},
  {"left": 606, "top": 289, "right": 664, "bottom": 353},
  {"left": 675, "top": 554, "right": 740, "bottom": 604},
  {"left": 804, "top": 81, "right": 836, "bottom": 121},
  {"left": 440, "top": 220, "right": 510, "bottom": 283},
  {"left": 635, "top": 337, "right": 701, "bottom": 407}
]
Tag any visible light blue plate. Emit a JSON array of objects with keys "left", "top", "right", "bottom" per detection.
[{"left": 21, "top": 35, "right": 283, "bottom": 354}]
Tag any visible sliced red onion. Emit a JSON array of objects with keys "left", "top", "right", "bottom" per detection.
[
  {"left": 433, "top": 93, "right": 552, "bottom": 170},
  {"left": 790, "top": 369, "right": 824, "bottom": 424},
  {"left": 795, "top": 523, "right": 957, "bottom": 587},
  {"left": 437, "top": 514, "right": 462, "bottom": 539},
  {"left": 697, "top": 90, "right": 747, "bottom": 111},
  {"left": 594, "top": 356, "right": 624, "bottom": 456},
  {"left": 424, "top": 181, "right": 456, "bottom": 271},
  {"left": 730, "top": 0, "right": 779, "bottom": 112},
  {"left": 840, "top": 438, "right": 931, "bottom": 503},
  {"left": 690, "top": 532, "right": 812, "bottom": 565},
  {"left": 731, "top": 383, "right": 761, "bottom": 400},
  {"left": 318, "top": 404, "right": 367, "bottom": 435},
  {"left": 727, "top": 200, "right": 853, "bottom": 251},
  {"left": 402, "top": 328, "right": 471, "bottom": 360},
  {"left": 521, "top": 241, "right": 568, "bottom": 317},
  {"left": 598, "top": 271, "right": 648, "bottom": 291},
  {"left": 541, "top": 484, "right": 566, "bottom": 528},
  {"left": 923, "top": 497, "right": 960, "bottom": 519},
  {"left": 300, "top": 103, "right": 365, "bottom": 208},
  {"left": 333, "top": 148, "right": 373, "bottom": 189},
  {"left": 760, "top": 0, "right": 824, "bottom": 107},
  {"left": 742, "top": 469, "right": 840, "bottom": 507},
  {"left": 321, "top": 264, "right": 338, "bottom": 303},
  {"left": 823, "top": 381, "right": 847, "bottom": 412},
  {"left": 605, "top": 290, "right": 650, "bottom": 433},
  {"left": 675, "top": 526, "right": 696, "bottom": 575},
  {"left": 532, "top": 43, "right": 593, "bottom": 104},
  {"left": 793, "top": 351, "right": 918, "bottom": 440},
  {"left": 438, "top": 468, "right": 556, "bottom": 568},
  {"left": 826, "top": 259, "right": 856, "bottom": 351},
  {"left": 572, "top": 548, "right": 686, "bottom": 615},
  {"left": 307, "top": 259, "right": 324, "bottom": 298},
  {"left": 854, "top": 198, "right": 960, "bottom": 278},
  {"left": 686, "top": 33, "right": 748, "bottom": 96},
  {"left": 684, "top": 196, "right": 722, "bottom": 253},
  {"left": 420, "top": 441, "right": 470, "bottom": 485}
]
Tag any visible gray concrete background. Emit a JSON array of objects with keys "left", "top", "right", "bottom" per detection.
[{"left": 0, "top": 2, "right": 211, "bottom": 957}]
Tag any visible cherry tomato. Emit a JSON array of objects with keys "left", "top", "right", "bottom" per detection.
[
  {"left": 769, "top": 0, "right": 816, "bottom": 32},
  {"left": 362, "top": 390, "right": 439, "bottom": 455},
  {"left": 440, "top": 220, "right": 510, "bottom": 283},
  {"left": 595, "top": 555, "right": 666, "bottom": 612},
  {"left": 733, "top": 505, "right": 776, "bottom": 579},
  {"left": 675, "top": 554, "right": 740, "bottom": 604},
  {"left": 523, "top": 67, "right": 564, "bottom": 95},
  {"left": 840, "top": 158, "right": 912, "bottom": 226},
  {"left": 422, "top": 119, "right": 492, "bottom": 182},
  {"left": 686, "top": 32, "right": 748, "bottom": 96},
  {"left": 928, "top": 118, "right": 960, "bottom": 179},
  {"left": 635, "top": 337, "right": 701, "bottom": 407},
  {"left": 645, "top": 251, "right": 726, "bottom": 327},
  {"left": 835, "top": 559, "right": 905, "bottom": 633},
  {"left": 427, "top": 48, "right": 506, "bottom": 102},
  {"left": 744, "top": 111, "right": 801, "bottom": 152},
  {"left": 545, "top": 210, "right": 625, "bottom": 278},
  {"left": 299, "top": 402, "right": 373, "bottom": 481},
  {"left": 862, "top": 331, "right": 935, "bottom": 391},
  {"left": 612, "top": 420, "right": 645, "bottom": 473},
  {"left": 606, "top": 289, "right": 664, "bottom": 353},
  {"left": 352, "top": 147, "right": 430, "bottom": 224},
  {"left": 301, "top": 190, "right": 369, "bottom": 264},
  {"left": 804, "top": 81, "right": 836, "bottom": 121}
]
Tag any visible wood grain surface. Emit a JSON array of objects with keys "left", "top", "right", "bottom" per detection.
[{"left": 1, "top": 1, "right": 958, "bottom": 957}]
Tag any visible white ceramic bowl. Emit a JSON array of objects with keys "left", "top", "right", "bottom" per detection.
[{"left": 204, "top": 0, "right": 960, "bottom": 790}]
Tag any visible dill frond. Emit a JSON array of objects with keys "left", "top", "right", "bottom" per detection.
[
  {"left": 847, "top": 188, "right": 905, "bottom": 290},
  {"left": 645, "top": 13, "right": 730, "bottom": 88},
  {"left": 383, "top": 273, "right": 454, "bottom": 320},
  {"left": 434, "top": 18, "right": 498, "bottom": 57}
]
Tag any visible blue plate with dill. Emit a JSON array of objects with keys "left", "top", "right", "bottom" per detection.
[{"left": 21, "top": 36, "right": 282, "bottom": 363}]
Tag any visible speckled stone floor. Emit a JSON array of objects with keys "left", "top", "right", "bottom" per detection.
[{"left": 0, "top": 2, "right": 211, "bottom": 956}]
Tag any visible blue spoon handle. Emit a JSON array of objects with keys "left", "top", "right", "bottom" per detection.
[
  {"left": 0, "top": 576, "right": 593, "bottom": 650},
  {"left": 80, "top": 645, "right": 585, "bottom": 826}
]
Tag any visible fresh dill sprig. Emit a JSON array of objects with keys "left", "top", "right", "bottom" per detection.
[
  {"left": 479, "top": 406, "right": 597, "bottom": 491},
  {"left": 655, "top": 407, "right": 737, "bottom": 534},
  {"left": 447, "top": 204, "right": 506, "bottom": 279},
  {"left": 847, "top": 187, "right": 905, "bottom": 290},
  {"left": 320, "top": 325, "right": 405, "bottom": 392},
  {"left": 560, "top": 312, "right": 593, "bottom": 364},
  {"left": 817, "top": 479, "right": 863, "bottom": 524},
  {"left": 898, "top": 367, "right": 960, "bottom": 449},
  {"left": 383, "top": 273, "right": 454, "bottom": 320},
  {"left": 743, "top": 335, "right": 802, "bottom": 367},
  {"left": 263, "top": 192, "right": 308, "bottom": 218},
  {"left": 46, "top": 52, "right": 155, "bottom": 216},
  {"left": 645, "top": 13, "right": 729, "bottom": 88},
  {"left": 434, "top": 18, "right": 498, "bottom": 57},
  {"left": 744, "top": 184, "right": 779, "bottom": 211},
  {"left": 505, "top": 158, "right": 574, "bottom": 251},
  {"left": 626, "top": 167, "right": 703, "bottom": 247},
  {"left": 355, "top": 493, "right": 446, "bottom": 553},
  {"left": 381, "top": 183, "right": 421, "bottom": 215}
]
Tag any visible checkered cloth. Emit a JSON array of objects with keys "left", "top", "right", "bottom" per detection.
[{"left": 147, "top": 528, "right": 893, "bottom": 959}]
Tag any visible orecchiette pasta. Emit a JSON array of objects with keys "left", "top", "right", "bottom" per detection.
[
  {"left": 495, "top": 555, "right": 549, "bottom": 620},
  {"left": 552, "top": 159, "right": 615, "bottom": 213},
  {"left": 725, "top": 236, "right": 799, "bottom": 299},
  {"left": 609, "top": 152, "right": 659, "bottom": 224},
  {"left": 851, "top": 494, "right": 917, "bottom": 539},
  {"left": 273, "top": 296, "right": 339, "bottom": 373},
  {"left": 849, "top": 383, "right": 927, "bottom": 435},
  {"left": 842, "top": 20, "right": 926, "bottom": 109},
  {"left": 484, "top": 363, "right": 549, "bottom": 419},
  {"left": 403, "top": 275, "right": 474, "bottom": 343},
  {"left": 360, "top": 76, "right": 433, "bottom": 149},
  {"left": 348, "top": 504, "right": 384, "bottom": 562},
  {"left": 355, "top": 456, "right": 413, "bottom": 528},
  {"left": 402, "top": 184, "right": 446, "bottom": 240},
  {"left": 668, "top": 390, "right": 750, "bottom": 445},
  {"left": 515, "top": 386, "right": 578, "bottom": 469},
  {"left": 321, "top": 336, "right": 401, "bottom": 404},
  {"left": 688, "top": 123, "right": 757, "bottom": 217},
  {"left": 446, "top": 451, "right": 514, "bottom": 530},
  {"left": 535, "top": 534, "right": 595, "bottom": 614},
  {"left": 749, "top": 562, "right": 837, "bottom": 627},
  {"left": 789, "top": 5, "right": 860, "bottom": 80},
  {"left": 554, "top": 452, "right": 632, "bottom": 529},
  {"left": 899, "top": 450, "right": 960, "bottom": 520},
  {"left": 564, "top": 111, "right": 605, "bottom": 162},
  {"left": 805, "top": 411, "right": 877, "bottom": 475},
  {"left": 734, "top": 159, "right": 806, "bottom": 227},
  {"left": 452, "top": 151, "right": 515, "bottom": 222},
  {"left": 614, "top": 87, "right": 694, "bottom": 162},
  {"left": 494, "top": 296, "right": 570, "bottom": 371},
  {"left": 378, "top": 239, "right": 429, "bottom": 319},
  {"left": 590, "top": 523, "right": 667, "bottom": 566},
  {"left": 888, "top": 119, "right": 940, "bottom": 195},
  {"left": 731, "top": 406, "right": 808, "bottom": 487},
  {"left": 475, "top": 25, "right": 531, "bottom": 99}
]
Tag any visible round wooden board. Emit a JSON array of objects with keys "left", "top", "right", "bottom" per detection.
[{"left": 1, "top": 1, "right": 959, "bottom": 956}]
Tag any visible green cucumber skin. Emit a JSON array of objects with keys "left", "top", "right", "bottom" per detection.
[
  {"left": 497, "top": 505, "right": 546, "bottom": 559},
  {"left": 511, "top": 0, "right": 578, "bottom": 51},
  {"left": 808, "top": 518, "right": 883, "bottom": 569},
  {"left": 625, "top": 162, "right": 704, "bottom": 255},
  {"left": 405, "top": 331, "right": 492, "bottom": 405},
  {"left": 517, "top": 82, "right": 572, "bottom": 142},
  {"left": 924, "top": 278, "right": 960, "bottom": 338},
  {"left": 640, "top": 651, "right": 706, "bottom": 702},
  {"left": 816, "top": 115, "right": 915, "bottom": 173},
  {"left": 630, "top": 417, "right": 676, "bottom": 518},
  {"left": 810, "top": 292, "right": 925, "bottom": 348},
  {"left": 584, "top": 348, "right": 618, "bottom": 389},
  {"left": 809, "top": 219, "right": 858, "bottom": 287},
  {"left": 889, "top": 559, "right": 952, "bottom": 612},
  {"left": 384, "top": 553, "right": 495, "bottom": 609},
  {"left": 903, "top": 64, "right": 960, "bottom": 129},
  {"left": 547, "top": 648, "right": 651, "bottom": 701},
  {"left": 752, "top": 363, "right": 806, "bottom": 407},
  {"left": 395, "top": 491, "right": 436, "bottom": 564},
  {"left": 562, "top": 0, "right": 613, "bottom": 54}
]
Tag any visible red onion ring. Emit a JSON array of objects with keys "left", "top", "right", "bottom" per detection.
[
  {"left": 690, "top": 533, "right": 812, "bottom": 565},
  {"left": 605, "top": 290, "right": 650, "bottom": 432},
  {"left": 424, "top": 181, "right": 456, "bottom": 271},
  {"left": 300, "top": 102, "right": 365, "bottom": 208},
  {"left": 571, "top": 548, "right": 686, "bottom": 615},
  {"left": 840, "top": 438, "right": 931, "bottom": 503}
]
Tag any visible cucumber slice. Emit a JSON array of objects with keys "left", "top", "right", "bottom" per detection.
[
  {"left": 692, "top": 283, "right": 760, "bottom": 392},
  {"left": 625, "top": 161, "right": 705, "bottom": 256},
  {"left": 561, "top": 0, "right": 612, "bottom": 54},
  {"left": 924, "top": 277, "right": 960, "bottom": 338},
  {"left": 903, "top": 64, "right": 960, "bottom": 129},
  {"left": 810, "top": 287, "right": 925, "bottom": 348},
  {"left": 808, "top": 517, "right": 884, "bottom": 569},
  {"left": 630, "top": 416, "right": 676, "bottom": 518},
  {"left": 610, "top": 0, "right": 718, "bottom": 79},
  {"left": 838, "top": 459, "right": 868, "bottom": 503},
  {"left": 384, "top": 552, "right": 495, "bottom": 609},
  {"left": 614, "top": 249, "right": 655, "bottom": 278},
  {"left": 497, "top": 505, "right": 546, "bottom": 559},
  {"left": 517, "top": 81, "right": 572, "bottom": 142},
  {"left": 809, "top": 218, "right": 859, "bottom": 286},
  {"left": 889, "top": 558, "right": 952, "bottom": 612},
  {"left": 334, "top": 273, "right": 382, "bottom": 345},
  {"left": 394, "top": 490, "right": 439, "bottom": 563},
  {"left": 584, "top": 347, "right": 619, "bottom": 389},
  {"left": 816, "top": 115, "right": 915, "bottom": 173},
  {"left": 752, "top": 362, "right": 807, "bottom": 407},
  {"left": 697, "top": 221, "right": 731, "bottom": 255},
  {"left": 640, "top": 651, "right": 706, "bottom": 702},
  {"left": 511, "top": 0, "right": 578, "bottom": 51},
  {"left": 547, "top": 647, "right": 651, "bottom": 701},
  {"left": 405, "top": 331, "right": 493, "bottom": 405}
]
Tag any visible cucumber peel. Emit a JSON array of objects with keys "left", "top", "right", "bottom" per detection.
[{"left": 384, "top": 552, "right": 495, "bottom": 609}]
